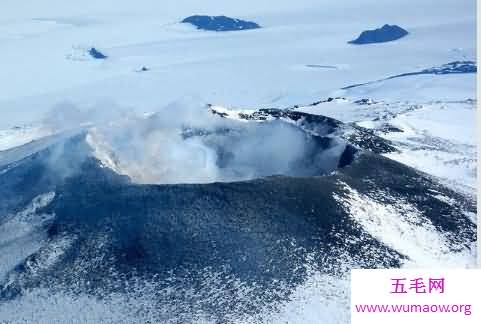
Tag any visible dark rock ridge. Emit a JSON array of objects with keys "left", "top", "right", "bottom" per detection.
[
  {"left": 89, "top": 47, "right": 107, "bottom": 59},
  {"left": 342, "top": 61, "right": 477, "bottom": 90},
  {"left": 349, "top": 24, "right": 408, "bottom": 44},
  {"left": 389, "top": 61, "right": 477, "bottom": 78},
  {"left": 211, "top": 107, "right": 399, "bottom": 154},
  {"left": 181, "top": 15, "right": 260, "bottom": 31}
]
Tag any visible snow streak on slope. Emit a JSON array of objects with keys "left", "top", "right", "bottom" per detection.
[
  {"left": 0, "top": 193, "right": 55, "bottom": 280},
  {"left": 266, "top": 273, "right": 350, "bottom": 324},
  {"left": 378, "top": 101, "right": 477, "bottom": 195},
  {"left": 333, "top": 182, "right": 476, "bottom": 268},
  {"left": 297, "top": 96, "right": 477, "bottom": 195}
]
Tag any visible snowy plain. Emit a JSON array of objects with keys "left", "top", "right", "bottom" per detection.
[
  {"left": 0, "top": 0, "right": 477, "bottom": 323},
  {"left": 0, "top": 0, "right": 476, "bottom": 127}
]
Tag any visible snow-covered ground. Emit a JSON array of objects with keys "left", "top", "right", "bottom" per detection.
[
  {"left": 211, "top": 70, "right": 477, "bottom": 196},
  {"left": 0, "top": 1, "right": 476, "bottom": 323},
  {"left": 380, "top": 101, "right": 477, "bottom": 195},
  {"left": 0, "top": 0, "right": 476, "bottom": 128},
  {"left": 0, "top": 126, "right": 52, "bottom": 152},
  {"left": 298, "top": 78, "right": 477, "bottom": 196}
]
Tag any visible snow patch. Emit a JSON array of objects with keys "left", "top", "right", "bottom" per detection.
[
  {"left": 0, "top": 126, "right": 52, "bottom": 152},
  {"left": 333, "top": 182, "right": 475, "bottom": 268},
  {"left": 0, "top": 192, "right": 55, "bottom": 280}
]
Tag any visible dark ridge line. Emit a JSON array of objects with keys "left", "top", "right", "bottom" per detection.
[{"left": 341, "top": 61, "right": 477, "bottom": 90}]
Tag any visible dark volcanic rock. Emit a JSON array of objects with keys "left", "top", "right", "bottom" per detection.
[
  {"left": 89, "top": 47, "right": 107, "bottom": 59},
  {"left": 389, "top": 61, "right": 477, "bottom": 78},
  {"left": 181, "top": 15, "right": 260, "bottom": 31},
  {"left": 225, "top": 108, "right": 399, "bottom": 154},
  {"left": 349, "top": 24, "right": 408, "bottom": 45},
  {"left": 421, "top": 61, "right": 477, "bottom": 74}
]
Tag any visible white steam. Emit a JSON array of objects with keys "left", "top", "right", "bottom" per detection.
[{"left": 42, "top": 99, "right": 346, "bottom": 184}]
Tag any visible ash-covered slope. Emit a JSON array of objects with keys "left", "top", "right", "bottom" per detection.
[{"left": 0, "top": 109, "right": 476, "bottom": 322}]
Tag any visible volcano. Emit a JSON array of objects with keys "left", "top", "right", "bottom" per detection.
[{"left": 0, "top": 107, "right": 475, "bottom": 322}]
